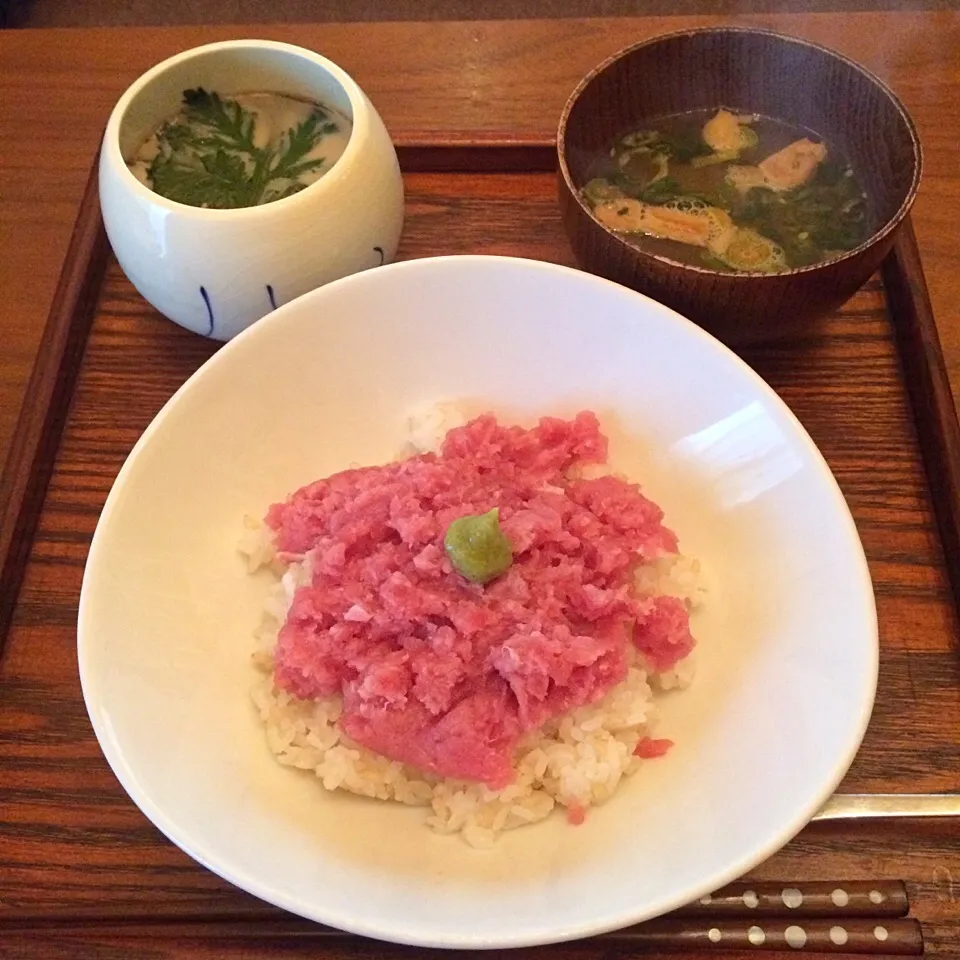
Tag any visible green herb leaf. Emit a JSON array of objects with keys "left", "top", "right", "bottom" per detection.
[
  {"left": 181, "top": 88, "right": 259, "bottom": 155},
  {"left": 148, "top": 148, "right": 256, "bottom": 209},
  {"left": 271, "top": 110, "right": 335, "bottom": 176},
  {"left": 146, "top": 89, "right": 339, "bottom": 208}
]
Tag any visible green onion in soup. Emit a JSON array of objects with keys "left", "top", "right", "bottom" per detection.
[{"left": 581, "top": 107, "right": 870, "bottom": 272}]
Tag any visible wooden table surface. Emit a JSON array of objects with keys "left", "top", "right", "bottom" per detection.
[{"left": 2, "top": 12, "right": 960, "bottom": 960}]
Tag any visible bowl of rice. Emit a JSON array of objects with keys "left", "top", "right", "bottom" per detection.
[{"left": 78, "top": 255, "right": 877, "bottom": 949}]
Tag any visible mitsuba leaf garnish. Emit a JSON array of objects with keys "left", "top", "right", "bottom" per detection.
[{"left": 147, "top": 88, "right": 339, "bottom": 209}]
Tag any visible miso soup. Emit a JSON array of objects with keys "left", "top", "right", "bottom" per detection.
[
  {"left": 580, "top": 109, "right": 870, "bottom": 272},
  {"left": 128, "top": 88, "right": 352, "bottom": 209}
]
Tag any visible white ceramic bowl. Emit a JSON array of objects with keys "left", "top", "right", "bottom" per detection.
[
  {"left": 99, "top": 40, "right": 404, "bottom": 341},
  {"left": 78, "top": 256, "right": 877, "bottom": 949}
]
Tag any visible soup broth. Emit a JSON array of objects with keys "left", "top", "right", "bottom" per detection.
[
  {"left": 128, "top": 88, "right": 352, "bottom": 209},
  {"left": 581, "top": 109, "right": 870, "bottom": 272}
]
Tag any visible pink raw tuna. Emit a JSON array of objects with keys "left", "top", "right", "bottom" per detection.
[
  {"left": 633, "top": 736, "right": 674, "bottom": 759},
  {"left": 267, "top": 412, "right": 693, "bottom": 787}
]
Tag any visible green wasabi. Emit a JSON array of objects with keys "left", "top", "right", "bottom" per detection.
[{"left": 444, "top": 508, "right": 513, "bottom": 584}]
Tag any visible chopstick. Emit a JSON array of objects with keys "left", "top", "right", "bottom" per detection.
[
  {"left": 2, "top": 881, "right": 921, "bottom": 954},
  {"left": 678, "top": 880, "right": 909, "bottom": 917},
  {"left": 606, "top": 918, "right": 921, "bottom": 954},
  {"left": 602, "top": 880, "right": 921, "bottom": 954}
]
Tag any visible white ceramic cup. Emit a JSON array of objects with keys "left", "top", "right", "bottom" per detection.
[{"left": 99, "top": 40, "right": 404, "bottom": 341}]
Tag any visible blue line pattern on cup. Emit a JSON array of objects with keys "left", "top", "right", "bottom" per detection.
[
  {"left": 199, "top": 286, "right": 215, "bottom": 337},
  {"left": 266, "top": 284, "right": 278, "bottom": 311}
]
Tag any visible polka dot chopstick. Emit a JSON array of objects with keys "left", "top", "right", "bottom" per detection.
[
  {"left": 680, "top": 880, "right": 908, "bottom": 917},
  {"left": 604, "top": 881, "right": 921, "bottom": 954}
]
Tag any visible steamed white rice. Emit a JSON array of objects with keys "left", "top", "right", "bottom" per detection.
[{"left": 241, "top": 405, "right": 705, "bottom": 848}]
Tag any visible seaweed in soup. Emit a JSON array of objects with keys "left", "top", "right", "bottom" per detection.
[{"left": 581, "top": 108, "right": 871, "bottom": 273}]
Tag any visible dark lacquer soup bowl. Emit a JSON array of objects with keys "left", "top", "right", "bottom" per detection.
[{"left": 557, "top": 27, "right": 921, "bottom": 345}]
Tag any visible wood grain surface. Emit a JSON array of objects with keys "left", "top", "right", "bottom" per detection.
[
  {"left": 1, "top": 13, "right": 960, "bottom": 472},
  {"left": 1, "top": 167, "right": 959, "bottom": 958},
  {"left": 8, "top": 0, "right": 955, "bottom": 29},
  {"left": 0, "top": 155, "right": 107, "bottom": 648},
  {"left": 883, "top": 222, "right": 960, "bottom": 637}
]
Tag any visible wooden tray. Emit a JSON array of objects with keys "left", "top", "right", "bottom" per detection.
[{"left": 1, "top": 141, "right": 959, "bottom": 958}]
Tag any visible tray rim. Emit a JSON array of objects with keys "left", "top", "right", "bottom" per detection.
[
  {"left": 2, "top": 136, "right": 959, "bottom": 650},
  {"left": 0, "top": 153, "right": 108, "bottom": 646}
]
